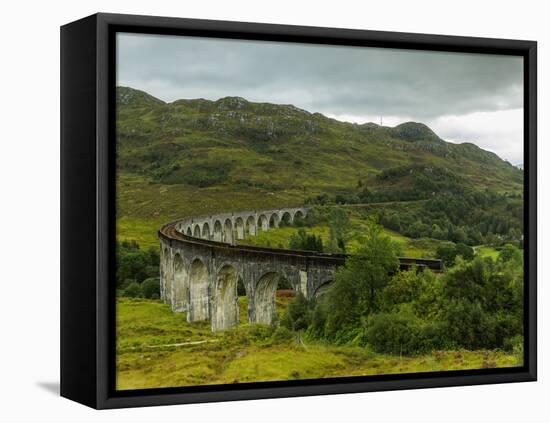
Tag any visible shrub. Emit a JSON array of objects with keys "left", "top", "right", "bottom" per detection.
[
  {"left": 248, "top": 324, "right": 275, "bottom": 341},
  {"left": 141, "top": 277, "right": 160, "bottom": 299},
  {"left": 309, "top": 223, "right": 400, "bottom": 343},
  {"left": 116, "top": 240, "right": 160, "bottom": 288},
  {"left": 123, "top": 282, "right": 142, "bottom": 298},
  {"left": 366, "top": 311, "right": 444, "bottom": 355},
  {"left": 289, "top": 228, "right": 324, "bottom": 252},
  {"left": 498, "top": 243, "right": 523, "bottom": 266},
  {"left": 271, "top": 326, "right": 294, "bottom": 344},
  {"left": 281, "top": 292, "right": 313, "bottom": 331},
  {"left": 436, "top": 243, "right": 474, "bottom": 267}
]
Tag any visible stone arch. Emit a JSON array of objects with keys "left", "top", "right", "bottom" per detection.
[
  {"left": 186, "top": 227, "right": 192, "bottom": 236},
  {"left": 235, "top": 217, "right": 245, "bottom": 240},
  {"left": 224, "top": 218, "right": 233, "bottom": 244},
  {"left": 212, "top": 264, "right": 239, "bottom": 331},
  {"left": 188, "top": 258, "right": 210, "bottom": 321},
  {"left": 259, "top": 214, "right": 269, "bottom": 231},
  {"left": 293, "top": 210, "right": 305, "bottom": 223},
  {"left": 254, "top": 272, "right": 283, "bottom": 324},
  {"left": 202, "top": 222, "right": 210, "bottom": 240},
  {"left": 172, "top": 253, "right": 188, "bottom": 312},
  {"left": 193, "top": 224, "right": 201, "bottom": 238},
  {"left": 213, "top": 220, "right": 223, "bottom": 242},
  {"left": 313, "top": 280, "right": 333, "bottom": 298},
  {"left": 269, "top": 213, "right": 280, "bottom": 228},
  {"left": 280, "top": 211, "right": 292, "bottom": 226},
  {"left": 246, "top": 216, "right": 256, "bottom": 236}
]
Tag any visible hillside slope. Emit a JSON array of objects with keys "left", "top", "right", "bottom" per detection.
[{"left": 115, "top": 86, "right": 523, "bottom": 245}]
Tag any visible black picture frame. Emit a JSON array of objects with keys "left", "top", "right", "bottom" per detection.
[{"left": 60, "top": 12, "right": 537, "bottom": 409}]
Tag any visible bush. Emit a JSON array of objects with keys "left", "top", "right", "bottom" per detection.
[
  {"left": 308, "top": 224, "right": 400, "bottom": 343},
  {"left": 116, "top": 240, "right": 160, "bottom": 288},
  {"left": 366, "top": 311, "right": 444, "bottom": 355},
  {"left": 504, "top": 335, "right": 524, "bottom": 356},
  {"left": 271, "top": 326, "right": 294, "bottom": 344},
  {"left": 289, "top": 228, "right": 323, "bottom": 252},
  {"left": 123, "top": 282, "right": 142, "bottom": 298},
  {"left": 436, "top": 243, "right": 474, "bottom": 267},
  {"left": 281, "top": 293, "right": 313, "bottom": 331},
  {"left": 248, "top": 324, "right": 275, "bottom": 341},
  {"left": 142, "top": 277, "right": 160, "bottom": 299}
]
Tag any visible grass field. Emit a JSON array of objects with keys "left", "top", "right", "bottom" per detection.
[
  {"left": 116, "top": 298, "right": 521, "bottom": 390},
  {"left": 237, "top": 214, "right": 453, "bottom": 259},
  {"left": 475, "top": 245, "right": 501, "bottom": 260}
]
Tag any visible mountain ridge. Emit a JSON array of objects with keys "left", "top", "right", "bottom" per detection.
[
  {"left": 115, "top": 86, "right": 522, "bottom": 199},
  {"left": 116, "top": 86, "right": 514, "bottom": 165}
]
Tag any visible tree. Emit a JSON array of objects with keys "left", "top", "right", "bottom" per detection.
[
  {"left": 431, "top": 224, "right": 446, "bottom": 240},
  {"left": 319, "top": 223, "right": 400, "bottom": 342},
  {"left": 123, "top": 282, "right": 142, "bottom": 298},
  {"left": 289, "top": 228, "right": 324, "bottom": 252},
  {"left": 436, "top": 243, "right": 473, "bottom": 267},
  {"left": 281, "top": 292, "right": 313, "bottom": 331},
  {"left": 439, "top": 257, "right": 523, "bottom": 350},
  {"left": 116, "top": 241, "right": 160, "bottom": 288},
  {"left": 327, "top": 208, "right": 351, "bottom": 253},
  {"left": 455, "top": 243, "right": 474, "bottom": 261},
  {"left": 436, "top": 244, "right": 458, "bottom": 267},
  {"left": 381, "top": 268, "right": 426, "bottom": 311},
  {"left": 142, "top": 277, "right": 160, "bottom": 299},
  {"left": 498, "top": 243, "right": 523, "bottom": 266}
]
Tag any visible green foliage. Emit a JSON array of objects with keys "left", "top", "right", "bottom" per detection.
[
  {"left": 141, "top": 277, "right": 160, "bottom": 299},
  {"left": 123, "top": 282, "right": 142, "bottom": 298},
  {"left": 309, "top": 223, "right": 400, "bottom": 343},
  {"left": 271, "top": 326, "right": 294, "bottom": 344},
  {"left": 327, "top": 208, "right": 351, "bottom": 253},
  {"left": 288, "top": 228, "right": 324, "bottom": 252},
  {"left": 304, "top": 165, "right": 522, "bottom": 248},
  {"left": 366, "top": 310, "right": 444, "bottom": 355},
  {"left": 304, "top": 249, "right": 523, "bottom": 354},
  {"left": 281, "top": 293, "right": 314, "bottom": 331},
  {"left": 438, "top": 257, "right": 524, "bottom": 350},
  {"left": 116, "top": 240, "right": 160, "bottom": 288},
  {"left": 436, "top": 242, "right": 474, "bottom": 267},
  {"left": 381, "top": 269, "right": 427, "bottom": 310},
  {"left": 157, "top": 162, "right": 232, "bottom": 187},
  {"left": 498, "top": 243, "right": 523, "bottom": 266}
]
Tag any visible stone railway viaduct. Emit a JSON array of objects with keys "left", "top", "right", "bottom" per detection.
[{"left": 159, "top": 206, "right": 442, "bottom": 331}]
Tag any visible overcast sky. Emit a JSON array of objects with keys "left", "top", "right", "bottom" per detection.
[{"left": 117, "top": 33, "right": 524, "bottom": 164}]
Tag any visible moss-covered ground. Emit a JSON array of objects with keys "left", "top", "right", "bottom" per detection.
[{"left": 116, "top": 298, "right": 521, "bottom": 390}]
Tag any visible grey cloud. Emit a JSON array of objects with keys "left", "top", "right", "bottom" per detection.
[
  {"left": 117, "top": 33, "right": 523, "bottom": 119},
  {"left": 116, "top": 32, "right": 523, "bottom": 162}
]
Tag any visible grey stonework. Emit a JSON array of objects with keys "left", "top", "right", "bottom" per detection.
[{"left": 159, "top": 206, "right": 343, "bottom": 331}]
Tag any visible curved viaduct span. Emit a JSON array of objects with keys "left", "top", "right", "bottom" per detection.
[{"left": 159, "top": 206, "right": 442, "bottom": 331}]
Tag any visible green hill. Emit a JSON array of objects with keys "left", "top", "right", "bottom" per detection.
[{"left": 115, "top": 86, "right": 523, "bottom": 247}]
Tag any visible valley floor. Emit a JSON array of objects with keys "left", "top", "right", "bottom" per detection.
[{"left": 116, "top": 298, "right": 522, "bottom": 391}]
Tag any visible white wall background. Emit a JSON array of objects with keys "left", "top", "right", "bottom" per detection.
[{"left": 0, "top": 0, "right": 546, "bottom": 420}]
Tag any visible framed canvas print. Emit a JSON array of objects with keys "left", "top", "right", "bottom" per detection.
[{"left": 60, "top": 13, "right": 537, "bottom": 409}]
